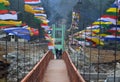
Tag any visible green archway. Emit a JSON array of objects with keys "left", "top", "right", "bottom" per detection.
[{"left": 52, "top": 24, "right": 65, "bottom": 55}]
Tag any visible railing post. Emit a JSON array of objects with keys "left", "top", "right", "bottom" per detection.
[
  {"left": 62, "top": 51, "right": 85, "bottom": 82},
  {"left": 21, "top": 50, "right": 54, "bottom": 82}
]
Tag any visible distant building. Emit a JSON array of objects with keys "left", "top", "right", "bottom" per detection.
[{"left": 8, "top": 34, "right": 28, "bottom": 42}]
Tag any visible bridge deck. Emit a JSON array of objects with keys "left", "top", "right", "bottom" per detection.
[{"left": 42, "top": 59, "right": 70, "bottom": 82}]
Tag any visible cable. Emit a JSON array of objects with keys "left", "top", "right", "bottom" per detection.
[
  {"left": 83, "top": 23, "right": 85, "bottom": 78},
  {"left": 113, "top": 0, "right": 118, "bottom": 82},
  {"left": 89, "top": 25, "right": 92, "bottom": 82},
  {"left": 28, "top": 42, "right": 31, "bottom": 70},
  {"left": 23, "top": 40, "right": 26, "bottom": 77},
  {"left": 77, "top": 51, "right": 78, "bottom": 69},
  {"left": 5, "top": 33, "right": 8, "bottom": 82},
  {"left": 17, "top": 0, "right": 20, "bottom": 81},
  {"left": 32, "top": 43, "right": 34, "bottom": 66},
  {"left": 34, "top": 43, "right": 36, "bottom": 63},
  {"left": 97, "top": 0, "right": 102, "bottom": 81},
  {"left": 16, "top": 39, "right": 19, "bottom": 82},
  {"left": 35, "top": 42, "right": 37, "bottom": 64}
]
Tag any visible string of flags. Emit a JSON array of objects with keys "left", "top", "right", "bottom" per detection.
[
  {"left": 73, "top": 0, "right": 120, "bottom": 47},
  {"left": 0, "top": 0, "right": 52, "bottom": 42},
  {"left": 0, "top": 0, "right": 54, "bottom": 49},
  {"left": 24, "top": 0, "right": 54, "bottom": 49}
]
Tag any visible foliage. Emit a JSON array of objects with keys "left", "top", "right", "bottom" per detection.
[{"left": 42, "top": 0, "right": 114, "bottom": 29}]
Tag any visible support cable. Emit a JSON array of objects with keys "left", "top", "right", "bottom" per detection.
[
  {"left": 35, "top": 43, "right": 37, "bottom": 64},
  {"left": 38, "top": 44, "right": 41, "bottom": 61},
  {"left": 34, "top": 42, "right": 36, "bottom": 64},
  {"left": 5, "top": 33, "right": 8, "bottom": 82},
  {"left": 89, "top": 25, "right": 92, "bottom": 82},
  {"left": 77, "top": 50, "right": 78, "bottom": 69},
  {"left": 36, "top": 43, "right": 37, "bottom": 64},
  {"left": 113, "top": 0, "right": 118, "bottom": 81},
  {"left": 32, "top": 43, "right": 34, "bottom": 66},
  {"left": 28, "top": 42, "right": 31, "bottom": 70},
  {"left": 83, "top": 23, "right": 85, "bottom": 78},
  {"left": 34, "top": 43, "right": 35, "bottom": 65},
  {"left": 17, "top": 0, "right": 20, "bottom": 81},
  {"left": 97, "top": 0, "right": 102, "bottom": 81},
  {"left": 16, "top": 39, "right": 19, "bottom": 82},
  {"left": 23, "top": 40, "right": 26, "bottom": 76},
  {"left": 35, "top": 42, "right": 37, "bottom": 64}
]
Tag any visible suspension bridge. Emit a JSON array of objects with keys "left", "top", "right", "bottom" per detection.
[
  {"left": 21, "top": 24, "right": 86, "bottom": 82},
  {"left": 21, "top": 51, "right": 85, "bottom": 82},
  {"left": 0, "top": 25, "right": 120, "bottom": 82},
  {"left": 0, "top": 0, "right": 120, "bottom": 82}
]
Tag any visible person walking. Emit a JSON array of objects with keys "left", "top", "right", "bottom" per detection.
[
  {"left": 55, "top": 48, "right": 62, "bottom": 59},
  {"left": 59, "top": 49, "right": 62, "bottom": 59},
  {"left": 55, "top": 48, "right": 59, "bottom": 59}
]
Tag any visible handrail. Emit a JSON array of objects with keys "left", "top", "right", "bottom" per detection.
[
  {"left": 21, "top": 50, "right": 54, "bottom": 82},
  {"left": 62, "top": 51, "right": 86, "bottom": 82}
]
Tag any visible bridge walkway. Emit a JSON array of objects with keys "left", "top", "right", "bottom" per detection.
[
  {"left": 42, "top": 59, "right": 70, "bottom": 82},
  {"left": 21, "top": 51, "right": 85, "bottom": 82}
]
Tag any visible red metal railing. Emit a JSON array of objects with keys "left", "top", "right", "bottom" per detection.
[
  {"left": 62, "top": 51, "right": 86, "bottom": 82},
  {"left": 21, "top": 50, "right": 54, "bottom": 82},
  {"left": 21, "top": 50, "right": 85, "bottom": 82}
]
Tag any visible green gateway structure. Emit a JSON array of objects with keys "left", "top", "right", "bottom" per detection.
[{"left": 51, "top": 24, "right": 65, "bottom": 55}]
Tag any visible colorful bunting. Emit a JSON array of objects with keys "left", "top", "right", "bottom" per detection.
[
  {"left": 0, "top": 0, "right": 10, "bottom": 6},
  {"left": 25, "top": 0, "right": 41, "bottom": 4},
  {"left": 0, "top": 20, "right": 22, "bottom": 26},
  {"left": 104, "top": 35, "right": 120, "bottom": 41},
  {"left": 92, "top": 21, "right": 113, "bottom": 25},
  {"left": 0, "top": 14, "right": 18, "bottom": 20},
  {"left": 3, "top": 27, "right": 31, "bottom": 40},
  {"left": 106, "top": 8, "right": 119, "bottom": 12},
  {"left": 73, "top": 0, "right": 120, "bottom": 46}
]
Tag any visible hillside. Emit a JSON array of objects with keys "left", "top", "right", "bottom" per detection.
[
  {"left": 42, "top": 0, "right": 114, "bottom": 29},
  {"left": 7, "top": 0, "right": 115, "bottom": 30}
]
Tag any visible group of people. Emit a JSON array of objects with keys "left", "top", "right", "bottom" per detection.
[{"left": 55, "top": 48, "right": 62, "bottom": 59}]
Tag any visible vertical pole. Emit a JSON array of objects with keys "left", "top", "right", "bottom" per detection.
[
  {"left": 62, "top": 24, "right": 65, "bottom": 51},
  {"left": 28, "top": 42, "right": 31, "bottom": 70},
  {"left": 5, "top": 33, "right": 8, "bottom": 82},
  {"left": 32, "top": 43, "right": 34, "bottom": 66},
  {"left": 16, "top": 40, "right": 19, "bottom": 82},
  {"left": 89, "top": 25, "right": 92, "bottom": 82},
  {"left": 23, "top": 40, "right": 25, "bottom": 76},
  {"left": 77, "top": 51, "right": 78, "bottom": 69},
  {"left": 52, "top": 24, "right": 56, "bottom": 55},
  {"left": 114, "top": 0, "right": 118, "bottom": 82},
  {"left": 83, "top": 23, "right": 85, "bottom": 78},
  {"left": 97, "top": 0, "right": 102, "bottom": 81},
  {"left": 71, "top": 26, "right": 73, "bottom": 45}
]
